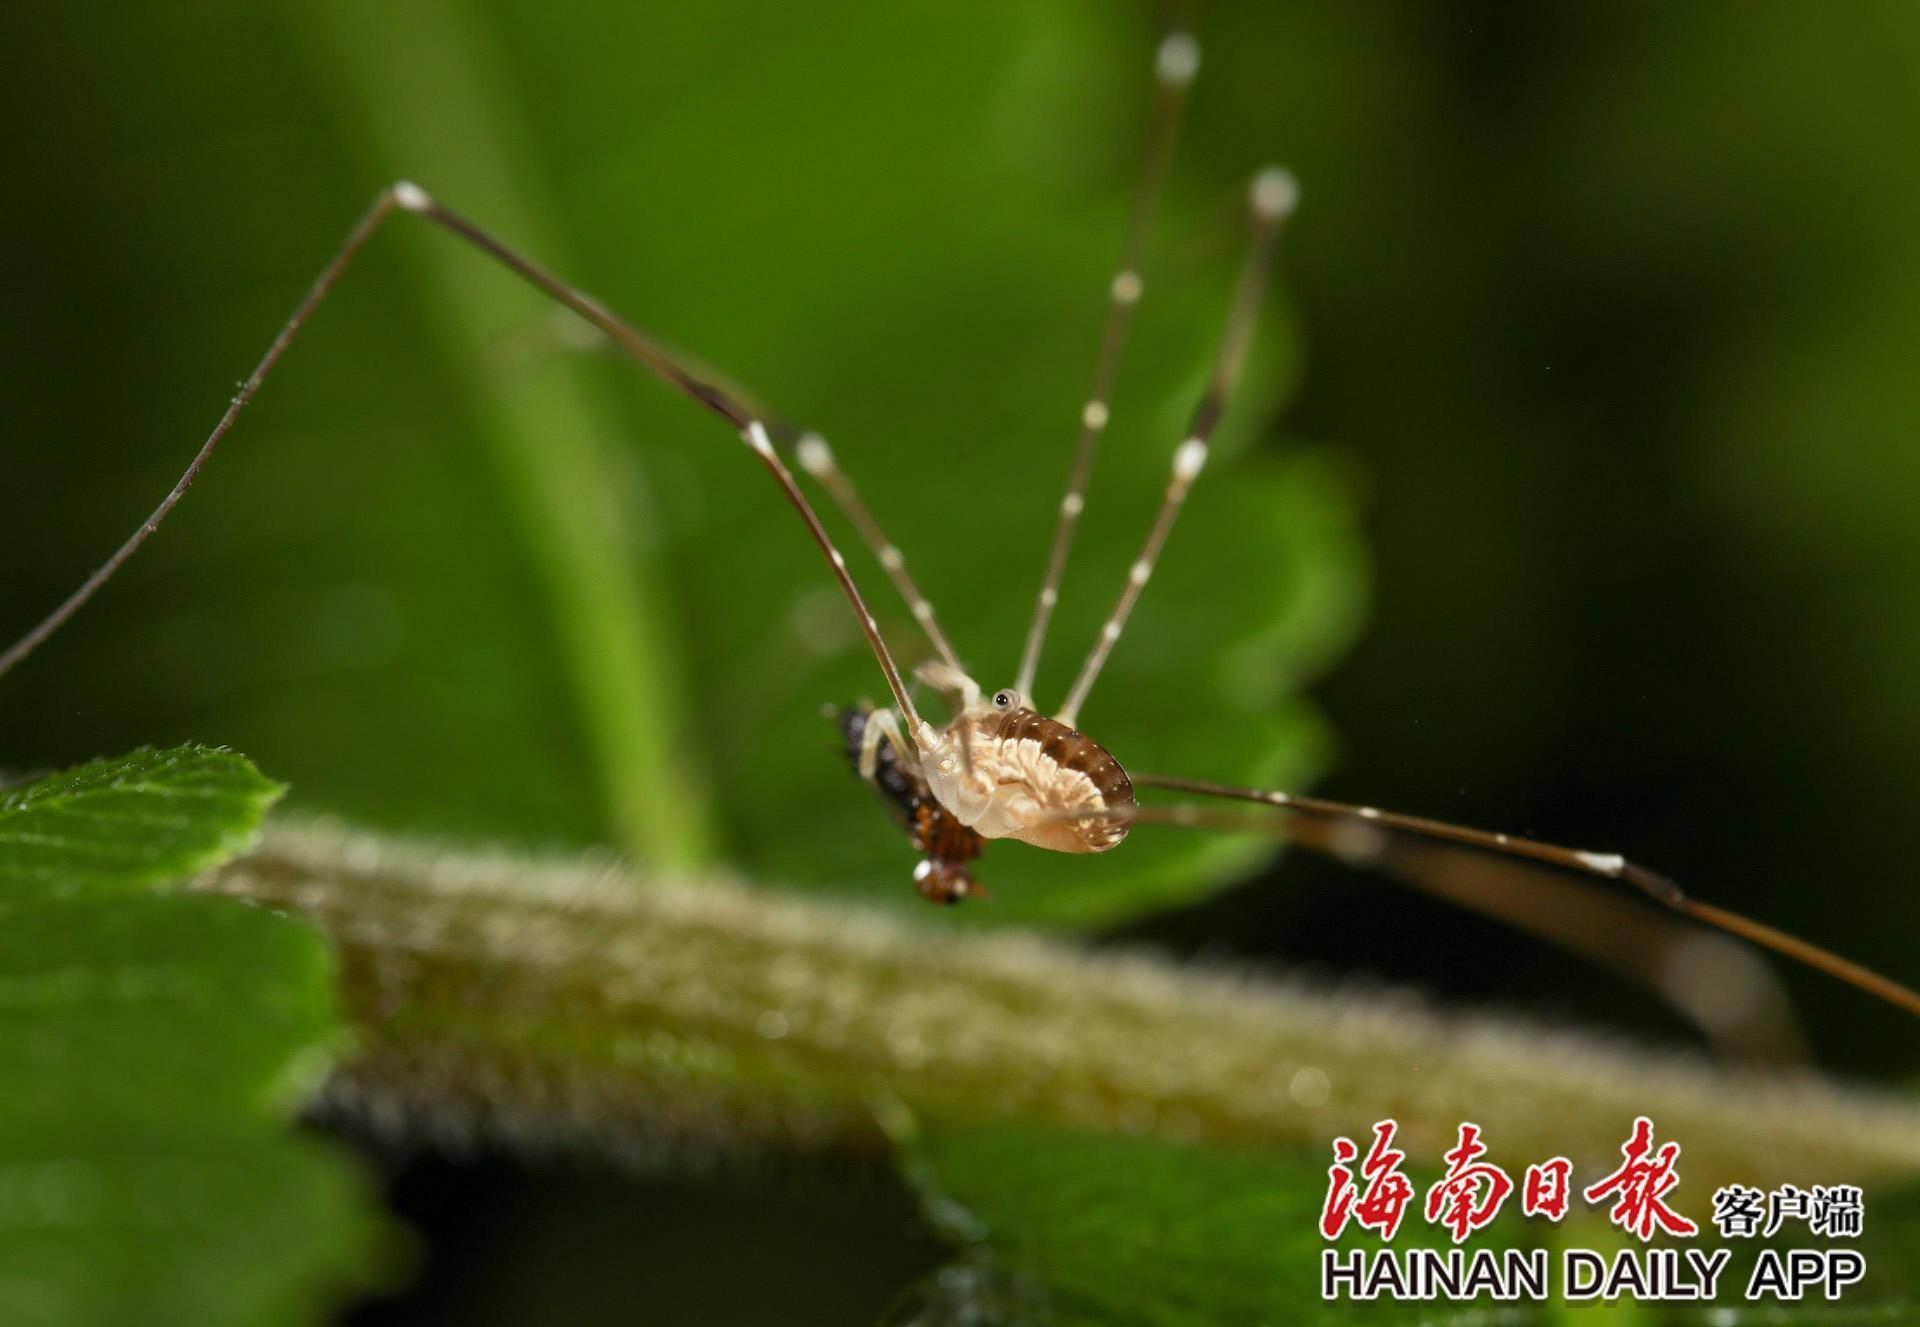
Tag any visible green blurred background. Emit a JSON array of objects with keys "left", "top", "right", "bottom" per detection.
[{"left": 5, "top": 1, "right": 1920, "bottom": 1321}]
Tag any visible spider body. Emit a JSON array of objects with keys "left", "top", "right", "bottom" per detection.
[
  {"left": 919, "top": 693, "right": 1133, "bottom": 857},
  {"left": 837, "top": 674, "right": 1132, "bottom": 901}
]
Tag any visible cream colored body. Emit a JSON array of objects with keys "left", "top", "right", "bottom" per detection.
[
  {"left": 919, "top": 716, "right": 1108, "bottom": 847},
  {"left": 908, "top": 664, "right": 1131, "bottom": 853}
]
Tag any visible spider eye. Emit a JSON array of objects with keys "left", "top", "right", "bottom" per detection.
[{"left": 993, "top": 690, "right": 1012, "bottom": 707}]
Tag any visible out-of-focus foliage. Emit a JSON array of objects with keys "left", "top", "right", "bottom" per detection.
[
  {"left": 0, "top": 748, "right": 387, "bottom": 1326},
  {"left": 1223, "top": 1, "right": 1920, "bottom": 1067},
  {"left": 0, "top": 0, "right": 1365, "bottom": 929}
]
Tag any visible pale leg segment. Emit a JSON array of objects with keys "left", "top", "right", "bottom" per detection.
[
  {"left": 1054, "top": 169, "right": 1297, "bottom": 729},
  {"left": 1015, "top": 30, "right": 1202, "bottom": 699},
  {"left": 858, "top": 706, "right": 916, "bottom": 781}
]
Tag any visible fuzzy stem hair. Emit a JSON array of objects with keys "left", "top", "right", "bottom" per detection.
[{"left": 199, "top": 819, "right": 1920, "bottom": 1192}]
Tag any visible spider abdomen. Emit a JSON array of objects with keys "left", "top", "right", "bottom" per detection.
[{"left": 927, "top": 708, "right": 1134, "bottom": 854}]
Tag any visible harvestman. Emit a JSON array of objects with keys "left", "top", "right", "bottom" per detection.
[{"left": 4, "top": 31, "right": 1917, "bottom": 1031}]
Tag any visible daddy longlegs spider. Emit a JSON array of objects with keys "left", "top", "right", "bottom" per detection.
[{"left": 3, "top": 27, "right": 1917, "bottom": 1043}]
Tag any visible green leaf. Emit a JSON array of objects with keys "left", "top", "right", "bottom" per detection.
[
  {"left": 0, "top": 895, "right": 331, "bottom": 1135},
  {"left": 0, "top": 746, "right": 284, "bottom": 900},
  {"left": 0, "top": 748, "right": 390, "bottom": 1327},
  {"left": 0, "top": 1129, "right": 381, "bottom": 1327}
]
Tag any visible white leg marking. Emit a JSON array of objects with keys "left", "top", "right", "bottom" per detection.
[
  {"left": 1172, "top": 437, "right": 1208, "bottom": 482},
  {"left": 1155, "top": 32, "right": 1201, "bottom": 86},
  {"left": 392, "top": 180, "right": 434, "bottom": 212},
  {"left": 1251, "top": 167, "right": 1299, "bottom": 221},
  {"left": 796, "top": 432, "right": 835, "bottom": 476}
]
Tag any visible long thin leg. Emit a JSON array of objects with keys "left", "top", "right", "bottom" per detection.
[
  {"left": 1113, "top": 802, "right": 1803, "bottom": 1057},
  {"left": 1123, "top": 777, "right": 1920, "bottom": 1021},
  {"left": 0, "top": 183, "right": 930, "bottom": 744},
  {"left": 0, "top": 192, "right": 401, "bottom": 680},
  {"left": 1055, "top": 168, "right": 1297, "bottom": 728},
  {"left": 795, "top": 433, "right": 962, "bottom": 670},
  {"left": 546, "top": 295, "right": 965, "bottom": 671},
  {"left": 1014, "top": 30, "right": 1200, "bottom": 700}
]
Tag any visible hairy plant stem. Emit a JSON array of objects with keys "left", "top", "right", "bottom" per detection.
[{"left": 202, "top": 819, "right": 1920, "bottom": 1192}]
